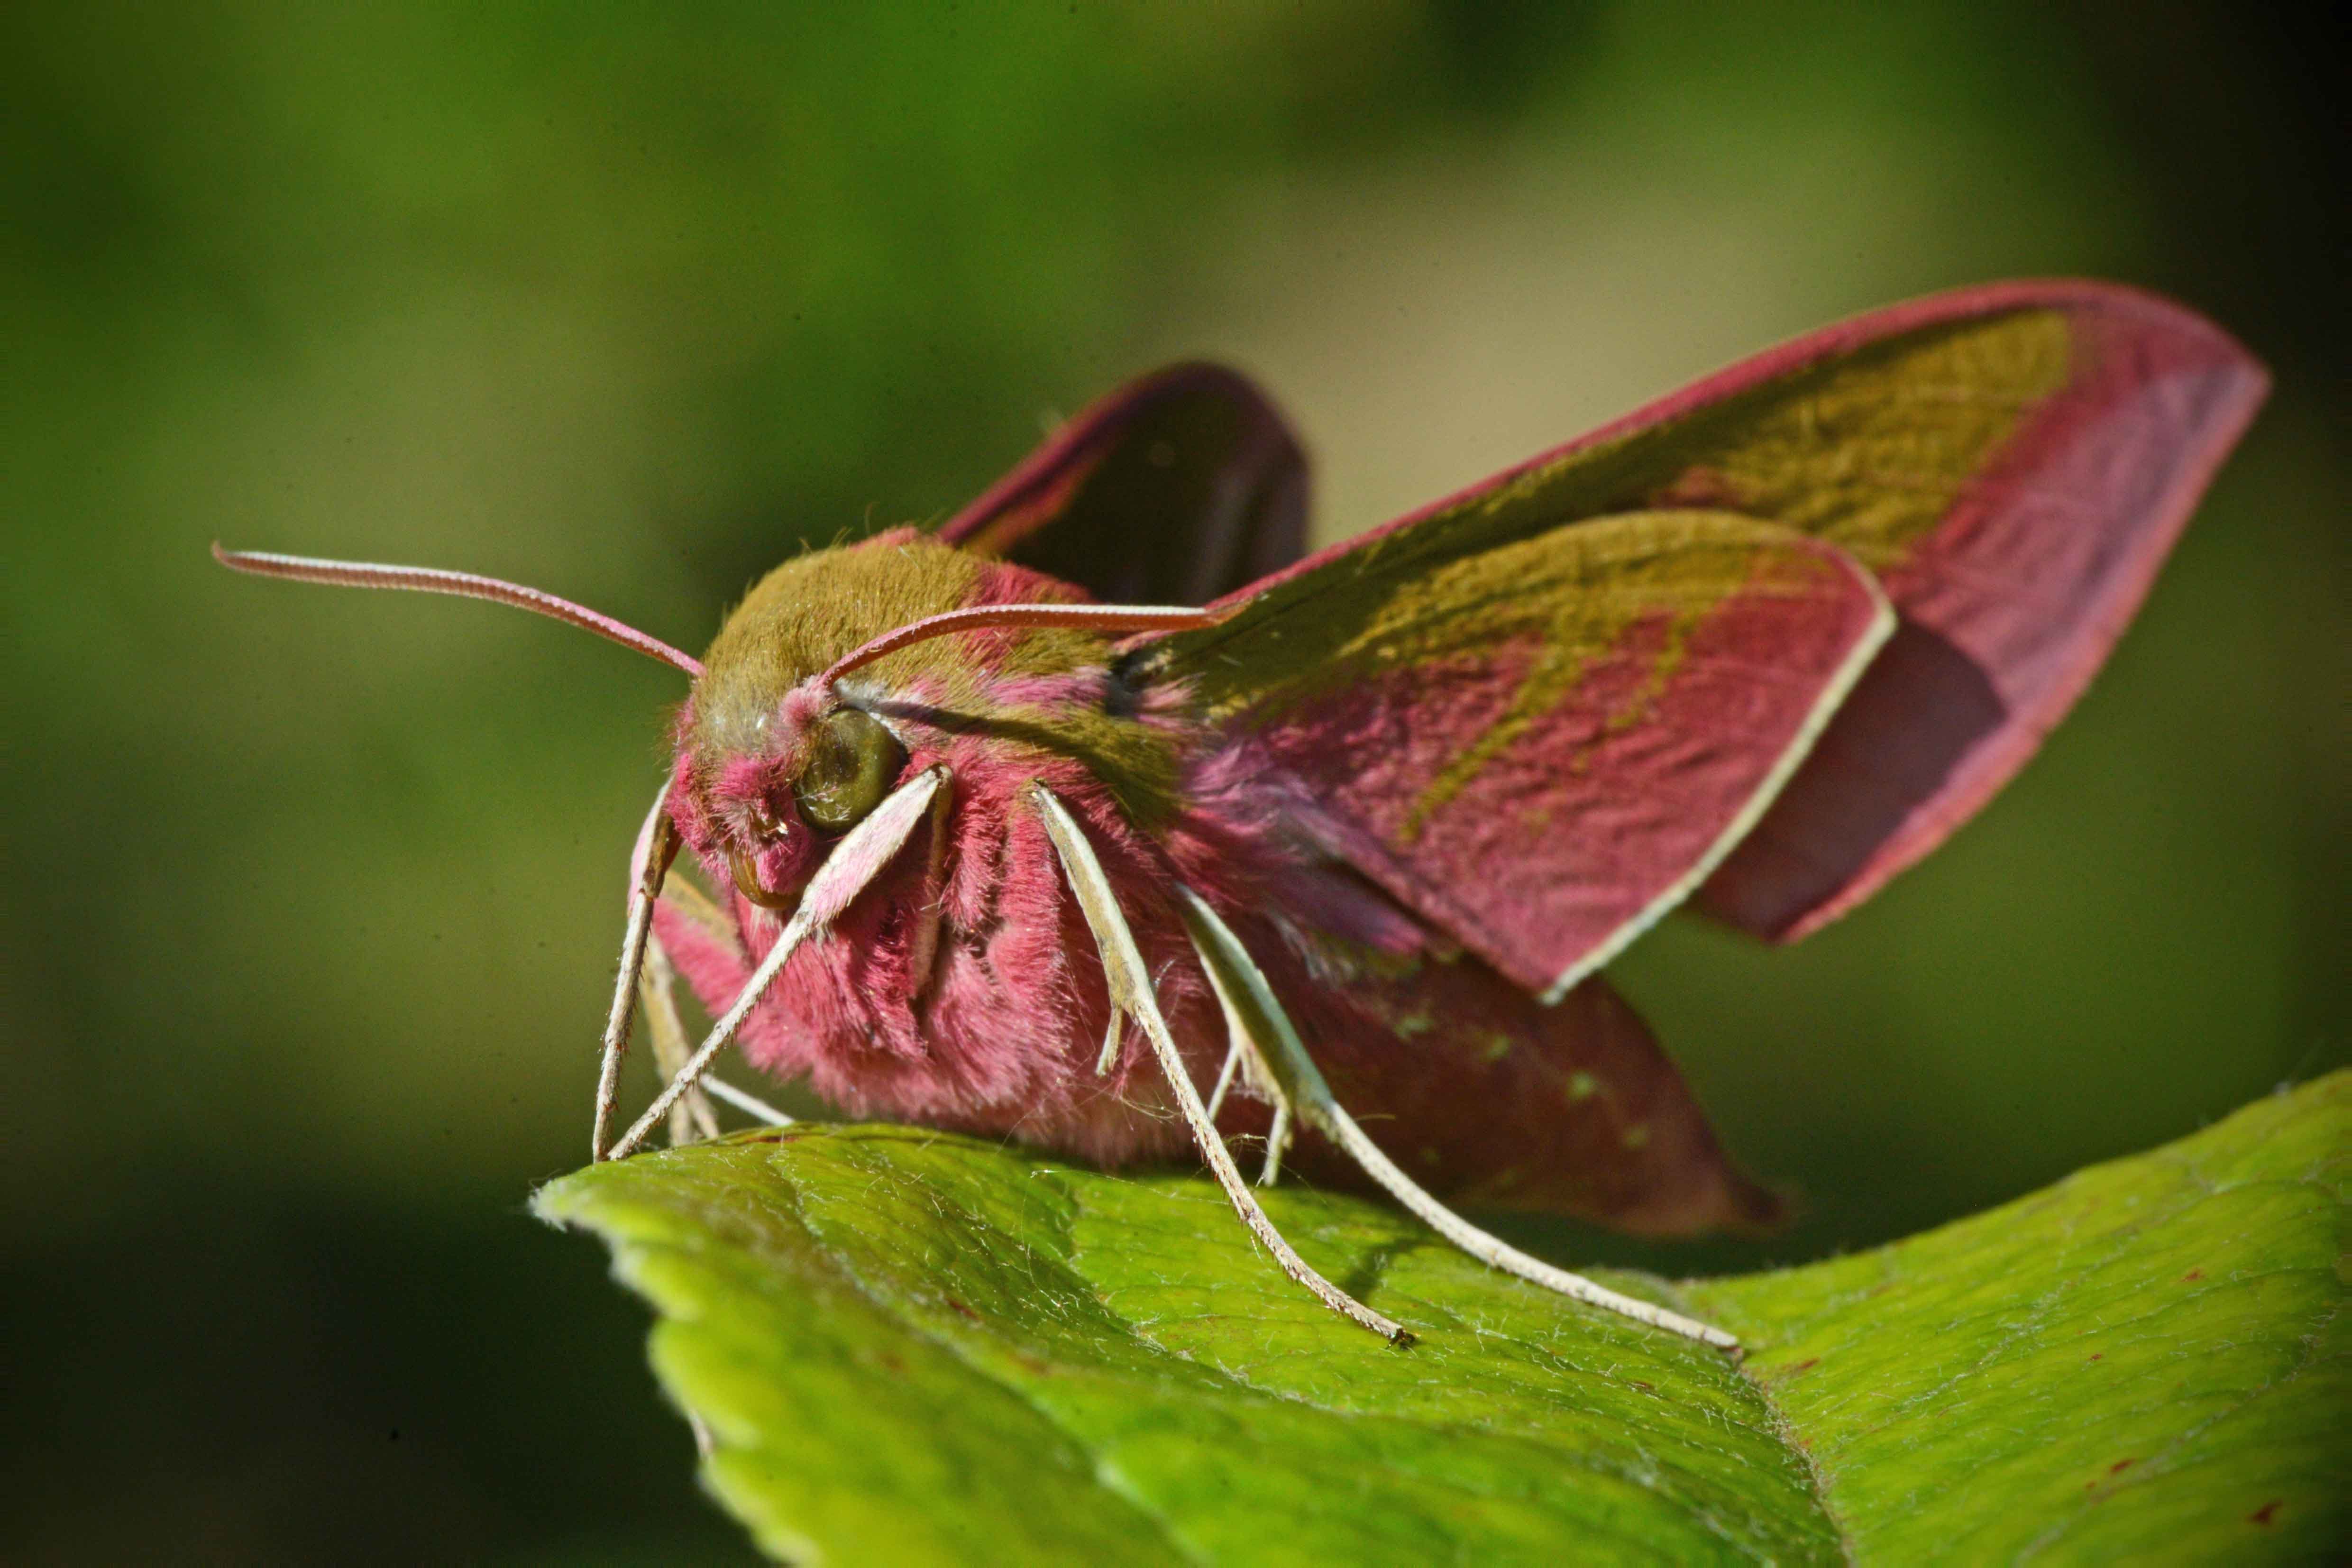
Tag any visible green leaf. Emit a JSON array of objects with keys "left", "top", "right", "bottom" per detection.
[{"left": 535, "top": 1073, "right": 2347, "bottom": 1565}]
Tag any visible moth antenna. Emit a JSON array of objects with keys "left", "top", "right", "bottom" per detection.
[
  {"left": 821, "top": 602, "right": 1220, "bottom": 691},
  {"left": 212, "top": 544, "right": 705, "bottom": 678},
  {"left": 1031, "top": 785, "right": 1414, "bottom": 1348},
  {"left": 1174, "top": 886, "right": 1741, "bottom": 1352}
]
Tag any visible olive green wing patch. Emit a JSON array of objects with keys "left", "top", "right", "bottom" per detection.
[{"left": 1144, "top": 510, "right": 1890, "bottom": 998}]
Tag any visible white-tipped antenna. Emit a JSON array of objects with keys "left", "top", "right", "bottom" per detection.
[{"left": 212, "top": 544, "right": 705, "bottom": 678}]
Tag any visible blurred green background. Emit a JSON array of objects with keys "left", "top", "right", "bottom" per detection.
[{"left": 5, "top": 3, "right": 2342, "bottom": 1561}]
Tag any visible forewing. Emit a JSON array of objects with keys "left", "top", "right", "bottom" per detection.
[
  {"left": 1151, "top": 282, "right": 2264, "bottom": 961},
  {"left": 939, "top": 362, "right": 1309, "bottom": 605},
  {"left": 1144, "top": 510, "right": 1892, "bottom": 998},
  {"left": 1681, "top": 285, "right": 2267, "bottom": 937}
]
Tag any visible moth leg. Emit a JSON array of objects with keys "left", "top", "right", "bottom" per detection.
[
  {"left": 1194, "top": 950, "right": 1295, "bottom": 1183},
  {"left": 607, "top": 768, "right": 947, "bottom": 1161},
  {"left": 1175, "top": 886, "right": 1739, "bottom": 1352},
  {"left": 1202, "top": 1035, "right": 1245, "bottom": 1120},
  {"left": 1204, "top": 1034, "right": 1293, "bottom": 1188},
  {"left": 649, "top": 870, "right": 797, "bottom": 1129},
  {"left": 638, "top": 930, "right": 721, "bottom": 1146},
  {"left": 1096, "top": 1008, "right": 1125, "bottom": 1077},
  {"left": 1031, "top": 786, "right": 1411, "bottom": 1347},
  {"left": 1259, "top": 1099, "right": 1293, "bottom": 1189},
  {"left": 594, "top": 779, "right": 681, "bottom": 1161},
  {"left": 700, "top": 1073, "right": 796, "bottom": 1127}
]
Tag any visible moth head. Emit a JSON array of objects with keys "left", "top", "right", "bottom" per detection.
[
  {"left": 671, "top": 682, "right": 911, "bottom": 913},
  {"left": 672, "top": 533, "right": 1220, "bottom": 911},
  {"left": 666, "top": 537, "right": 967, "bottom": 910}
]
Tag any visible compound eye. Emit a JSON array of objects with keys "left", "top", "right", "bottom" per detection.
[{"left": 793, "top": 707, "right": 906, "bottom": 832}]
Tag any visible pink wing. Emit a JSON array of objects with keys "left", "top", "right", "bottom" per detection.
[
  {"left": 1686, "top": 284, "right": 2269, "bottom": 937},
  {"left": 1144, "top": 512, "right": 1894, "bottom": 999},
  {"left": 1141, "top": 281, "right": 2265, "bottom": 992},
  {"left": 939, "top": 362, "right": 1309, "bottom": 607}
]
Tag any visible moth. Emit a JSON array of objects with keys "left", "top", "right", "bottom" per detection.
[{"left": 219, "top": 281, "right": 2264, "bottom": 1350}]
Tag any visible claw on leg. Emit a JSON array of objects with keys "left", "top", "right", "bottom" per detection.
[{"left": 1096, "top": 1007, "right": 1125, "bottom": 1077}]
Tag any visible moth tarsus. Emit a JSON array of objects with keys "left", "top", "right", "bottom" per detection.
[
  {"left": 1202, "top": 1035, "right": 1245, "bottom": 1123},
  {"left": 220, "top": 283, "right": 2264, "bottom": 1353},
  {"left": 1256, "top": 1100, "right": 1292, "bottom": 1189},
  {"left": 1177, "top": 886, "right": 1740, "bottom": 1349},
  {"left": 1034, "top": 784, "right": 1411, "bottom": 1345},
  {"left": 697, "top": 1073, "right": 797, "bottom": 1129}
]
